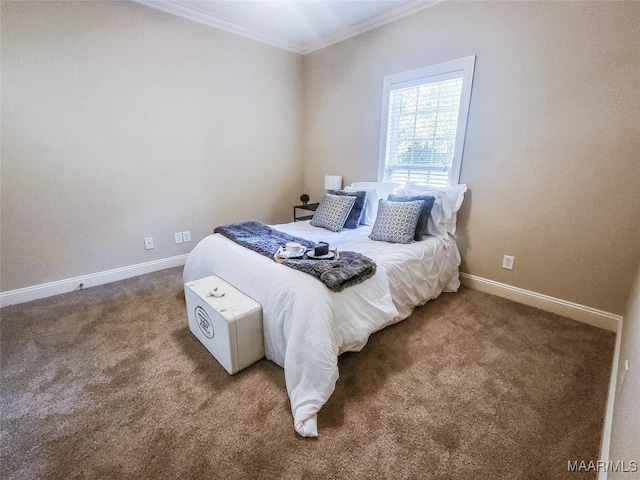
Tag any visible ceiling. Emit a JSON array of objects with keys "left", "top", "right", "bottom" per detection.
[{"left": 135, "top": 0, "right": 437, "bottom": 54}]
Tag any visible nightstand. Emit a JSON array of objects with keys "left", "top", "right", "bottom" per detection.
[{"left": 293, "top": 203, "right": 319, "bottom": 222}]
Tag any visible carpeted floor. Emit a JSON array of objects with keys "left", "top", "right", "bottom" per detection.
[{"left": 1, "top": 267, "right": 614, "bottom": 479}]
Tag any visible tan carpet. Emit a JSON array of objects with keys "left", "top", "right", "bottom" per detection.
[{"left": 1, "top": 267, "right": 614, "bottom": 479}]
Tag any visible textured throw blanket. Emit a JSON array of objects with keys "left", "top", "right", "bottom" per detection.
[{"left": 213, "top": 221, "right": 376, "bottom": 292}]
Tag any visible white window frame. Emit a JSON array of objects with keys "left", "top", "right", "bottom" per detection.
[{"left": 377, "top": 56, "right": 476, "bottom": 187}]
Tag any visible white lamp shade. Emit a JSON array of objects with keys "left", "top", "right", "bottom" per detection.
[{"left": 324, "top": 175, "right": 342, "bottom": 190}]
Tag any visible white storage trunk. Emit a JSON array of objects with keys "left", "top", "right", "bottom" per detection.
[{"left": 184, "top": 275, "right": 264, "bottom": 375}]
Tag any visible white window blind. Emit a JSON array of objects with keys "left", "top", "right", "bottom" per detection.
[{"left": 378, "top": 57, "right": 475, "bottom": 188}]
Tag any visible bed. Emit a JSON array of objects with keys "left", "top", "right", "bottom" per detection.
[{"left": 183, "top": 183, "right": 466, "bottom": 437}]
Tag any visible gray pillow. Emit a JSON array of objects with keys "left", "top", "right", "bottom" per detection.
[
  {"left": 369, "top": 199, "right": 422, "bottom": 244},
  {"left": 311, "top": 193, "right": 356, "bottom": 232},
  {"left": 388, "top": 194, "right": 436, "bottom": 240}
]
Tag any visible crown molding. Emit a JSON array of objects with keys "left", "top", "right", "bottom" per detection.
[
  {"left": 134, "top": 0, "right": 306, "bottom": 54},
  {"left": 134, "top": 0, "right": 443, "bottom": 55},
  {"left": 300, "top": 0, "right": 442, "bottom": 54}
]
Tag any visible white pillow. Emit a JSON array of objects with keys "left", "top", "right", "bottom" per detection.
[
  {"left": 350, "top": 182, "right": 396, "bottom": 202},
  {"left": 396, "top": 183, "right": 467, "bottom": 238},
  {"left": 344, "top": 186, "right": 379, "bottom": 225}
]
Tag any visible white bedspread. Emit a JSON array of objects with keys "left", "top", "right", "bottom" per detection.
[{"left": 183, "top": 221, "right": 460, "bottom": 437}]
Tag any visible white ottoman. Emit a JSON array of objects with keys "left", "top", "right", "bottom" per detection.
[{"left": 184, "top": 275, "right": 264, "bottom": 375}]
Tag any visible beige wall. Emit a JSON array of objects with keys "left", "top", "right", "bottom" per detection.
[
  {"left": 609, "top": 267, "right": 640, "bottom": 477},
  {"left": 0, "top": 1, "right": 303, "bottom": 291},
  {"left": 2, "top": 1, "right": 639, "bottom": 315},
  {"left": 303, "top": 1, "right": 640, "bottom": 314}
]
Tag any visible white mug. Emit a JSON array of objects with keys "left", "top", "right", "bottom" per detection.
[{"left": 285, "top": 242, "right": 305, "bottom": 256}]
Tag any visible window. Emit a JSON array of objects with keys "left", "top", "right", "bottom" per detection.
[{"left": 378, "top": 56, "right": 476, "bottom": 188}]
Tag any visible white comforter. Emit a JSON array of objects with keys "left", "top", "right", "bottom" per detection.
[{"left": 183, "top": 221, "right": 460, "bottom": 437}]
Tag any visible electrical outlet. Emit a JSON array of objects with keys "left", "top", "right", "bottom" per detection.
[
  {"left": 144, "top": 237, "right": 154, "bottom": 250},
  {"left": 182, "top": 231, "right": 191, "bottom": 243},
  {"left": 502, "top": 255, "right": 515, "bottom": 270},
  {"left": 174, "top": 232, "right": 184, "bottom": 244}
]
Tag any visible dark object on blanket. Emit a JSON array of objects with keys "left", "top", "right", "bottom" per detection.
[
  {"left": 314, "top": 242, "right": 329, "bottom": 256},
  {"left": 213, "top": 221, "right": 376, "bottom": 292}
]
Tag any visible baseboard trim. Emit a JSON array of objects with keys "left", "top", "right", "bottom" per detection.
[
  {"left": 459, "top": 272, "right": 620, "bottom": 332},
  {"left": 0, "top": 254, "right": 189, "bottom": 308},
  {"left": 597, "top": 320, "right": 623, "bottom": 480}
]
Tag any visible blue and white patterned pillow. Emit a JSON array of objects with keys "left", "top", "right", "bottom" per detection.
[
  {"left": 311, "top": 193, "right": 357, "bottom": 232},
  {"left": 328, "top": 189, "right": 367, "bottom": 229},
  {"left": 369, "top": 199, "right": 423, "bottom": 244},
  {"left": 388, "top": 194, "right": 436, "bottom": 240}
]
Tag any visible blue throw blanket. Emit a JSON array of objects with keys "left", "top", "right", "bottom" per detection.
[{"left": 213, "top": 221, "right": 376, "bottom": 292}]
